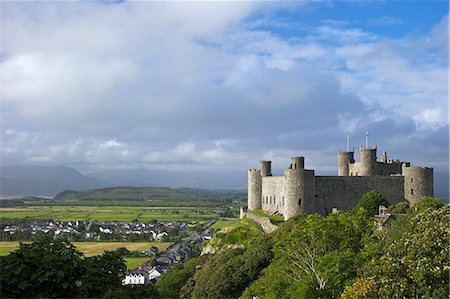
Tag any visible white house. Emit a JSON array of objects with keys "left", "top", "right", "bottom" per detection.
[{"left": 122, "top": 270, "right": 150, "bottom": 285}]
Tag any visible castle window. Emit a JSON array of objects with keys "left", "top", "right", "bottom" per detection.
[
  {"left": 299, "top": 198, "right": 302, "bottom": 206},
  {"left": 350, "top": 172, "right": 353, "bottom": 176},
  {"left": 411, "top": 178, "right": 414, "bottom": 183},
  {"left": 411, "top": 189, "right": 414, "bottom": 195},
  {"left": 274, "top": 196, "right": 276, "bottom": 204},
  {"left": 355, "top": 172, "right": 358, "bottom": 176}
]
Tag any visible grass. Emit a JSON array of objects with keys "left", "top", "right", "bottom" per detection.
[
  {"left": 211, "top": 218, "right": 263, "bottom": 247},
  {"left": 210, "top": 219, "right": 238, "bottom": 230},
  {"left": 124, "top": 257, "right": 150, "bottom": 270},
  {"left": 0, "top": 205, "right": 217, "bottom": 222},
  {"left": 0, "top": 241, "right": 171, "bottom": 257},
  {"left": 249, "top": 210, "right": 284, "bottom": 222}
]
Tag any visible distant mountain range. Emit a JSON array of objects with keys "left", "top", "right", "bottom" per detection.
[{"left": 0, "top": 165, "right": 113, "bottom": 197}]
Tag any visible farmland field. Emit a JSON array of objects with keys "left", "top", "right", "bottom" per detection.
[
  {"left": 0, "top": 205, "right": 217, "bottom": 222},
  {"left": 124, "top": 257, "right": 150, "bottom": 270},
  {"left": 0, "top": 241, "right": 171, "bottom": 257}
]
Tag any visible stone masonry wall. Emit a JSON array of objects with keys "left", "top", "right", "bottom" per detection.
[
  {"left": 315, "top": 175, "right": 405, "bottom": 215},
  {"left": 262, "top": 176, "right": 285, "bottom": 214},
  {"left": 243, "top": 211, "right": 278, "bottom": 234}
]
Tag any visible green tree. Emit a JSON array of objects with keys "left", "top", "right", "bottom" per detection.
[
  {"left": 157, "top": 256, "right": 208, "bottom": 299},
  {"left": 0, "top": 236, "right": 129, "bottom": 298},
  {"left": 365, "top": 205, "right": 449, "bottom": 298},
  {"left": 356, "top": 190, "right": 389, "bottom": 216},
  {"left": 0, "top": 236, "right": 87, "bottom": 298},
  {"left": 243, "top": 210, "right": 374, "bottom": 298},
  {"left": 411, "top": 196, "right": 443, "bottom": 213},
  {"left": 191, "top": 235, "right": 273, "bottom": 299}
]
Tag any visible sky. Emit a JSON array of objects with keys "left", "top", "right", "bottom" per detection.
[{"left": 1, "top": 1, "right": 449, "bottom": 195}]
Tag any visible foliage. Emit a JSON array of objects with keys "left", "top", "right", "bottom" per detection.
[
  {"left": 411, "top": 196, "right": 443, "bottom": 213},
  {"left": 0, "top": 236, "right": 131, "bottom": 298},
  {"left": 242, "top": 210, "right": 374, "bottom": 298},
  {"left": 156, "top": 255, "right": 209, "bottom": 298},
  {"left": 356, "top": 190, "right": 390, "bottom": 216},
  {"left": 190, "top": 235, "right": 273, "bottom": 299},
  {"left": 340, "top": 277, "right": 376, "bottom": 299},
  {"left": 388, "top": 201, "right": 409, "bottom": 214},
  {"left": 364, "top": 205, "right": 449, "bottom": 298}
]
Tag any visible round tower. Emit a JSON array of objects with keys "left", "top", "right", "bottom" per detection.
[
  {"left": 360, "top": 145, "right": 377, "bottom": 176},
  {"left": 248, "top": 168, "right": 262, "bottom": 210},
  {"left": 402, "top": 164, "right": 434, "bottom": 205},
  {"left": 284, "top": 168, "right": 315, "bottom": 220},
  {"left": 338, "top": 151, "right": 354, "bottom": 176},
  {"left": 260, "top": 160, "right": 272, "bottom": 177},
  {"left": 291, "top": 157, "right": 305, "bottom": 169}
]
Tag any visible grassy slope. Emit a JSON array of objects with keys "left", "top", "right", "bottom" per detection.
[
  {"left": 249, "top": 210, "right": 284, "bottom": 222},
  {"left": 205, "top": 218, "right": 263, "bottom": 250}
]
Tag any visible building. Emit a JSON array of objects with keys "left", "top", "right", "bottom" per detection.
[
  {"left": 248, "top": 144, "right": 433, "bottom": 220},
  {"left": 122, "top": 270, "right": 150, "bottom": 285}
]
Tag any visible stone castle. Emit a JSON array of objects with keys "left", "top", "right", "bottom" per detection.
[{"left": 247, "top": 144, "right": 433, "bottom": 220}]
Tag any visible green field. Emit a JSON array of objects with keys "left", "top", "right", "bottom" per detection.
[
  {"left": 0, "top": 241, "right": 170, "bottom": 257},
  {"left": 124, "top": 257, "right": 150, "bottom": 270},
  {"left": 0, "top": 205, "right": 217, "bottom": 222}
]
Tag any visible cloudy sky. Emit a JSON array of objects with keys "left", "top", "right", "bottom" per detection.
[{"left": 1, "top": 1, "right": 448, "bottom": 194}]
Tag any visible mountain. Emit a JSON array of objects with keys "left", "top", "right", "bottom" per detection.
[
  {"left": 87, "top": 168, "right": 247, "bottom": 190},
  {"left": 0, "top": 165, "right": 113, "bottom": 197}
]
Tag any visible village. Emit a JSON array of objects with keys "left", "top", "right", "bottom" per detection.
[
  {"left": 1, "top": 218, "right": 216, "bottom": 286},
  {"left": 1, "top": 219, "right": 211, "bottom": 242}
]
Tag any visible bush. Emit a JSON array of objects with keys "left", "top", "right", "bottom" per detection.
[{"left": 356, "top": 190, "right": 389, "bottom": 216}]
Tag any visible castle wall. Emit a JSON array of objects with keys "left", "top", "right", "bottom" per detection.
[
  {"left": 248, "top": 169, "right": 262, "bottom": 210},
  {"left": 376, "top": 161, "right": 403, "bottom": 175},
  {"left": 315, "top": 176, "right": 405, "bottom": 214},
  {"left": 260, "top": 161, "right": 272, "bottom": 177},
  {"left": 402, "top": 165, "right": 433, "bottom": 205},
  {"left": 338, "top": 151, "right": 354, "bottom": 176},
  {"left": 262, "top": 176, "right": 285, "bottom": 214},
  {"left": 359, "top": 147, "right": 377, "bottom": 176},
  {"left": 349, "top": 162, "right": 362, "bottom": 176},
  {"left": 284, "top": 169, "right": 315, "bottom": 220}
]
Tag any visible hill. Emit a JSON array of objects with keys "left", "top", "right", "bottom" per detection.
[
  {"left": 54, "top": 186, "right": 246, "bottom": 204},
  {"left": 0, "top": 165, "right": 113, "bottom": 197}
]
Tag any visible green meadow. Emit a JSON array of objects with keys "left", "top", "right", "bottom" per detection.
[{"left": 0, "top": 205, "right": 216, "bottom": 222}]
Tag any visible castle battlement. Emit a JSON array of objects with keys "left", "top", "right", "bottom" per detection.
[{"left": 248, "top": 145, "right": 433, "bottom": 220}]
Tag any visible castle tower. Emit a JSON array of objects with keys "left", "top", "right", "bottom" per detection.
[
  {"left": 291, "top": 156, "right": 305, "bottom": 169},
  {"left": 402, "top": 164, "right": 434, "bottom": 205},
  {"left": 260, "top": 160, "right": 272, "bottom": 177},
  {"left": 359, "top": 145, "right": 377, "bottom": 176},
  {"left": 338, "top": 150, "right": 354, "bottom": 176},
  {"left": 284, "top": 162, "right": 315, "bottom": 221},
  {"left": 248, "top": 168, "right": 262, "bottom": 210}
]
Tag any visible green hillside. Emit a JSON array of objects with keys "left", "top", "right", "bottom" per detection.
[
  {"left": 54, "top": 187, "right": 246, "bottom": 205},
  {"left": 155, "top": 196, "right": 448, "bottom": 299}
]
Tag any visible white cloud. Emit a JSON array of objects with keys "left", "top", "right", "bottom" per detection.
[{"left": 0, "top": 2, "right": 447, "bottom": 192}]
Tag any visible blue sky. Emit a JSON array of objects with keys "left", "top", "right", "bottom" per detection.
[{"left": 1, "top": 1, "right": 448, "bottom": 196}]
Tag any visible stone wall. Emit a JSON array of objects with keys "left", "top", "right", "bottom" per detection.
[
  {"left": 315, "top": 175, "right": 405, "bottom": 215},
  {"left": 243, "top": 211, "right": 278, "bottom": 234},
  {"left": 262, "top": 176, "right": 285, "bottom": 214}
]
